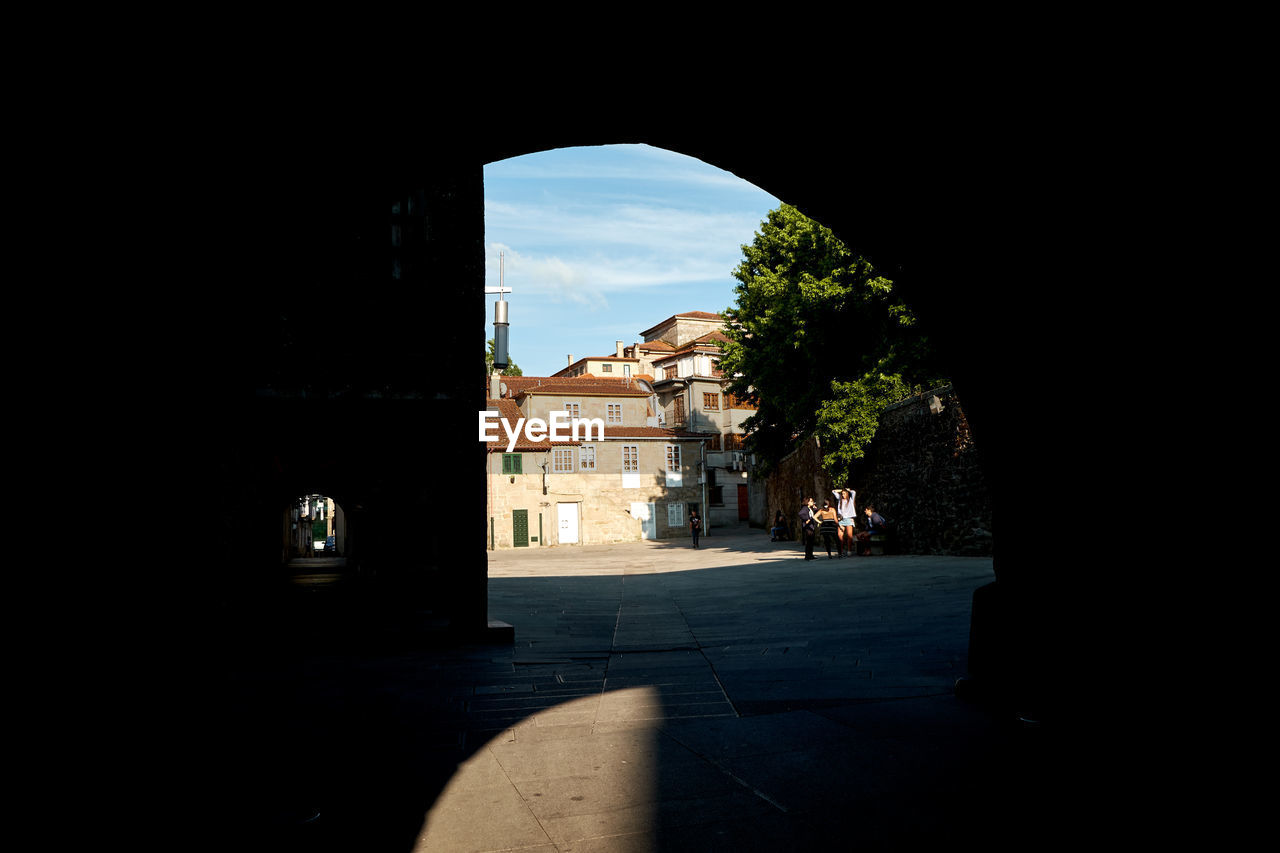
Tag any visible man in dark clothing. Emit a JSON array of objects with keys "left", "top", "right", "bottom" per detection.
[
  {"left": 865, "top": 506, "right": 887, "bottom": 534},
  {"left": 797, "top": 497, "right": 818, "bottom": 560},
  {"left": 856, "top": 505, "right": 888, "bottom": 555}
]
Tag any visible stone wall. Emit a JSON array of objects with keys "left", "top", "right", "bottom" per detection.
[
  {"left": 762, "top": 385, "right": 992, "bottom": 555},
  {"left": 763, "top": 437, "right": 834, "bottom": 538},
  {"left": 855, "top": 385, "right": 992, "bottom": 556},
  {"left": 486, "top": 440, "right": 704, "bottom": 548}
]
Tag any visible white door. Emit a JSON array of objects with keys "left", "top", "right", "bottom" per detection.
[
  {"left": 557, "top": 502, "right": 579, "bottom": 544},
  {"left": 630, "top": 502, "right": 657, "bottom": 540}
]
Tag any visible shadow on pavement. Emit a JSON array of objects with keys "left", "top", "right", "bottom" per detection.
[{"left": 192, "top": 549, "right": 1071, "bottom": 851}]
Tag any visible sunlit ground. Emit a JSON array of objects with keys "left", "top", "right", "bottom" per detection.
[
  {"left": 415, "top": 688, "right": 665, "bottom": 851},
  {"left": 486, "top": 533, "right": 812, "bottom": 577},
  {"left": 406, "top": 532, "right": 1003, "bottom": 850}
]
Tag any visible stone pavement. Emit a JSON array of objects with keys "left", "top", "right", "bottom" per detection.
[{"left": 204, "top": 529, "right": 1076, "bottom": 852}]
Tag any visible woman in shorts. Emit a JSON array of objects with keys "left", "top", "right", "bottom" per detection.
[{"left": 832, "top": 488, "right": 857, "bottom": 558}]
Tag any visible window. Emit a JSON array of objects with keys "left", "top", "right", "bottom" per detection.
[
  {"left": 703, "top": 392, "right": 720, "bottom": 410},
  {"left": 664, "top": 365, "right": 678, "bottom": 379},
  {"left": 553, "top": 448, "right": 574, "bottom": 472},
  {"left": 564, "top": 402, "right": 581, "bottom": 419},
  {"left": 673, "top": 396, "right": 685, "bottom": 423},
  {"left": 502, "top": 453, "right": 522, "bottom": 475},
  {"left": 579, "top": 444, "right": 596, "bottom": 471},
  {"left": 607, "top": 403, "right": 623, "bottom": 423},
  {"left": 667, "top": 502, "right": 684, "bottom": 527},
  {"left": 711, "top": 486, "right": 725, "bottom": 505},
  {"left": 665, "top": 444, "right": 681, "bottom": 473},
  {"left": 623, "top": 364, "right": 631, "bottom": 377},
  {"left": 601, "top": 363, "right": 613, "bottom": 373},
  {"left": 622, "top": 444, "right": 639, "bottom": 473}
]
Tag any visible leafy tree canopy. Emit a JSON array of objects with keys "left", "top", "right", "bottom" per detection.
[
  {"left": 485, "top": 338, "right": 523, "bottom": 376},
  {"left": 719, "top": 204, "right": 945, "bottom": 479}
]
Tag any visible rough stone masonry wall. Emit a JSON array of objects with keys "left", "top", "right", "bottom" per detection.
[
  {"left": 856, "top": 385, "right": 992, "bottom": 556},
  {"left": 763, "top": 385, "right": 992, "bottom": 556},
  {"left": 763, "top": 438, "right": 834, "bottom": 539}
]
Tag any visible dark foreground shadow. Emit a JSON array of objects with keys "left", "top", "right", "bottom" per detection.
[{"left": 192, "top": 556, "right": 1074, "bottom": 851}]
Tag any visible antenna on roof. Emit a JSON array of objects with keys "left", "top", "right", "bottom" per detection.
[{"left": 486, "top": 251, "right": 512, "bottom": 370}]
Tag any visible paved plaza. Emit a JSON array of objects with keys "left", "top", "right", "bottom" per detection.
[{"left": 207, "top": 529, "right": 1074, "bottom": 851}]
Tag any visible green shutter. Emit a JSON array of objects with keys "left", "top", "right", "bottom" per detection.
[
  {"left": 503, "top": 453, "right": 523, "bottom": 475},
  {"left": 512, "top": 509, "right": 529, "bottom": 548}
]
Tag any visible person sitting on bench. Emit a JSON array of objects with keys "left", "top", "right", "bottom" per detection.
[
  {"left": 855, "top": 505, "right": 888, "bottom": 555},
  {"left": 770, "top": 510, "right": 790, "bottom": 541}
]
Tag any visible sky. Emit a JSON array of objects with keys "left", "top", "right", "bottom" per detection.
[{"left": 483, "top": 144, "right": 782, "bottom": 378}]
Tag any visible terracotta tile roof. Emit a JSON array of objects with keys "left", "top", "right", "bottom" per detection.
[
  {"left": 489, "top": 376, "right": 549, "bottom": 396},
  {"left": 515, "top": 379, "right": 651, "bottom": 398},
  {"left": 488, "top": 375, "right": 652, "bottom": 399},
  {"left": 647, "top": 332, "right": 730, "bottom": 367},
  {"left": 635, "top": 340, "right": 674, "bottom": 351}
]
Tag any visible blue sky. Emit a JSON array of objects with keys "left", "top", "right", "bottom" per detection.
[{"left": 483, "top": 144, "right": 782, "bottom": 378}]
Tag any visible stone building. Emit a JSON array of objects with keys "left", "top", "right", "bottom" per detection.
[
  {"left": 483, "top": 380, "right": 711, "bottom": 549},
  {"left": 554, "top": 341, "right": 642, "bottom": 380},
  {"left": 557, "top": 312, "right": 765, "bottom": 530}
]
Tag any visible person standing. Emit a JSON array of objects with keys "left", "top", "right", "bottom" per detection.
[
  {"left": 816, "top": 499, "right": 840, "bottom": 558},
  {"left": 689, "top": 509, "right": 702, "bottom": 549},
  {"left": 797, "top": 497, "right": 818, "bottom": 560},
  {"left": 832, "top": 488, "right": 856, "bottom": 558}
]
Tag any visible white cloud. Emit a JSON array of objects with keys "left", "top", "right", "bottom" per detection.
[
  {"left": 485, "top": 144, "right": 763, "bottom": 194},
  {"left": 481, "top": 144, "right": 778, "bottom": 374}
]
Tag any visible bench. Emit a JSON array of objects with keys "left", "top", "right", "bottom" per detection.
[{"left": 855, "top": 530, "right": 893, "bottom": 556}]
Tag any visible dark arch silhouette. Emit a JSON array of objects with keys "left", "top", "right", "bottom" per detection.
[
  {"left": 189, "top": 117, "right": 1062, "bottom": 698},
  {"left": 149, "top": 102, "right": 1109, "bottom": 847}
]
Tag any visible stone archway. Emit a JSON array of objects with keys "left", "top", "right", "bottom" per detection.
[{"left": 175, "top": 106, "right": 1082, "bottom": 723}]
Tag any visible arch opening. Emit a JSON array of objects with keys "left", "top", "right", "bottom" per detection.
[
  {"left": 185, "top": 121, "right": 1070, "bottom": 850},
  {"left": 481, "top": 143, "right": 990, "bottom": 560}
]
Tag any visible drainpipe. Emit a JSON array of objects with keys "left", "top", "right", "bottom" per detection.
[
  {"left": 487, "top": 446, "right": 495, "bottom": 550},
  {"left": 701, "top": 438, "right": 709, "bottom": 536}
]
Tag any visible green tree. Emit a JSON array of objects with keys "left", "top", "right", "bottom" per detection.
[
  {"left": 719, "top": 204, "right": 944, "bottom": 480},
  {"left": 485, "top": 338, "right": 523, "bottom": 376}
]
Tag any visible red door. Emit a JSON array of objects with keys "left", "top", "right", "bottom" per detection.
[{"left": 737, "top": 484, "right": 749, "bottom": 520}]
